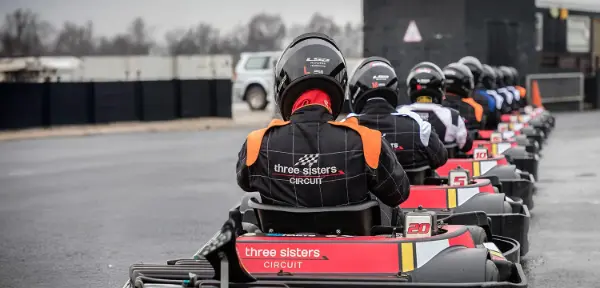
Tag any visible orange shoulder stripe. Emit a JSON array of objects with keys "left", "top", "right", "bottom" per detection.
[
  {"left": 245, "top": 119, "right": 290, "bottom": 166},
  {"left": 461, "top": 98, "right": 483, "bottom": 122},
  {"left": 328, "top": 117, "right": 382, "bottom": 169}
]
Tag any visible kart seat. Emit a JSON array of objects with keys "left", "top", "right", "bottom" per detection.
[
  {"left": 248, "top": 198, "right": 381, "bottom": 236},
  {"left": 444, "top": 143, "right": 458, "bottom": 158},
  {"left": 404, "top": 165, "right": 432, "bottom": 185}
]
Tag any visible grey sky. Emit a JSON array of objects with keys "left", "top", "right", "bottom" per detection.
[{"left": 0, "top": 0, "right": 362, "bottom": 39}]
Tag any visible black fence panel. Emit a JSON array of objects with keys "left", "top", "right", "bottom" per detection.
[
  {"left": 0, "top": 79, "right": 234, "bottom": 131},
  {"left": 584, "top": 73, "right": 599, "bottom": 109},
  {"left": 213, "top": 79, "right": 232, "bottom": 118},
  {"left": 179, "top": 80, "right": 212, "bottom": 118},
  {"left": 49, "top": 82, "right": 90, "bottom": 126},
  {"left": 93, "top": 82, "right": 138, "bottom": 124},
  {"left": 0, "top": 83, "right": 46, "bottom": 130},
  {"left": 141, "top": 81, "right": 176, "bottom": 121}
]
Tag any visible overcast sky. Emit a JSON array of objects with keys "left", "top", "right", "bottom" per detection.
[{"left": 0, "top": 0, "right": 362, "bottom": 38}]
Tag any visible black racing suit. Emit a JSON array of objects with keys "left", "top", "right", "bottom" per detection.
[
  {"left": 442, "top": 95, "right": 484, "bottom": 131},
  {"left": 350, "top": 99, "right": 448, "bottom": 170},
  {"left": 236, "top": 105, "right": 410, "bottom": 208},
  {"left": 403, "top": 103, "right": 473, "bottom": 153}
]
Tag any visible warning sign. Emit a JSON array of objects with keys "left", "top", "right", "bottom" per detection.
[{"left": 403, "top": 21, "right": 422, "bottom": 43}]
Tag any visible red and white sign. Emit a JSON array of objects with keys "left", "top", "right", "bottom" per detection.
[
  {"left": 405, "top": 216, "right": 433, "bottom": 238},
  {"left": 498, "top": 123, "right": 509, "bottom": 132},
  {"left": 236, "top": 242, "right": 399, "bottom": 274},
  {"left": 473, "top": 147, "right": 489, "bottom": 160},
  {"left": 449, "top": 170, "right": 469, "bottom": 186},
  {"left": 490, "top": 132, "right": 503, "bottom": 143},
  {"left": 403, "top": 21, "right": 422, "bottom": 43}
]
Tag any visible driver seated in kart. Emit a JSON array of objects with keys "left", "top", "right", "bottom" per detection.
[
  {"left": 499, "top": 66, "right": 523, "bottom": 111},
  {"left": 236, "top": 33, "right": 410, "bottom": 209},
  {"left": 458, "top": 56, "right": 498, "bottom": 130},
  {"left": 480, "top": 64, "right": 509, "bottom": 115},
  {"left": 403, "top": 62, "right": 474, "bottom": 154},
  {"left": 493, "top": 66, "right": 518, "bottom": 112},
  {"left": 345, "top": 57, "right": 448, "bottom": 172},
  {"left": 440, "top": 62, "right": 486, "bottom": 134}
]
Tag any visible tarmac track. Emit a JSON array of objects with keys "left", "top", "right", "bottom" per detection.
[{"left": 0, "top": 111, "right": 598, "bottom": 288}]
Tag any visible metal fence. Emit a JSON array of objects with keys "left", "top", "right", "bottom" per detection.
[{"left": 525, "top": 72, "right": 585, "bottom": 111}]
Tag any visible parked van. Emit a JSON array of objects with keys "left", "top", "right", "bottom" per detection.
[{"left": 232, "top": 51, "right": 280, "bottom": 110}]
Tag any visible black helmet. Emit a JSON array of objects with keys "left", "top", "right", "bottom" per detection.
[
  {"left": 509, "top": 67, "right": 519, "bottom": 85},
  {"left": 458, "top": 56, "right": 483, "bottom": 85},
  {"left": 493, "top": 66, "right": 505, "bottom": 87},
  {"left": 348, "top": 56, "right": 398, "bottom": 112},
  {"left": 442, "top": 62, "right": 474, "bottom": 98},
  {"left": 274, "top": 32, "right": 348, "bottom": 120},
  {"left": 499, "top": 66, "right": 514, "bottom": 86},
  {"left": 481, "top": 64, "right": 497, "bottom": 89},
  {"left": 406, "top": 61, "right": 445, "bottom": 104}
]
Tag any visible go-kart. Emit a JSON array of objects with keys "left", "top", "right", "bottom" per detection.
[
  {"left": 403, "top": 167, "right": 530, "bottom": 256},
  {"left": 460, "top": 132, "right": 540, "bottom": 181},
  {"left": 123, "top": 193, "right": 527, "bottom": 288},
  {"left": 434, "top": 147, "right": 535, "bottom": 210}
]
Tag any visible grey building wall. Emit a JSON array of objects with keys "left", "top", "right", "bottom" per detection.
[
  {"left": 363, "top": 0, "right": 467, "bottom": 81},
  {"left": 363, "top": 0, "right": 538, "bottom": 78}
]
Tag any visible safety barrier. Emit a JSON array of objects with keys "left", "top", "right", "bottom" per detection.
[
  {"left": 0, "top": 79, "right": 232, "bottom": 131},
  {"left": 525, "top": 72, "right": 584, "bottom": 111}
]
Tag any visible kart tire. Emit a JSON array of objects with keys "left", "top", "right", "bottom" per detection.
[
  {"left": 503, "top": 201, "right": 512, "bottom": 214},
  {"left": 242, "top": 222, "right": 261, "bottom": 234},
  {"left": 466, "top": 226, "right": 487, "bottom": 246},
  {"left": 485, "top": 259, "right": 500, "bottom": 282}
]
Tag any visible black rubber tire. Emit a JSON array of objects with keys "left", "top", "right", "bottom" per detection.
[
  {"left": 245, "top": 85, "right": 268, "bottom": 111},
  {"left": 503, "top": 201, "right": 513, "bottom": 213},
  {"left": 466, "top": 226, "right": 488, "bottom": 246},
  {"left": 485, "top": 259, "right": 500, "bottom": 281}
]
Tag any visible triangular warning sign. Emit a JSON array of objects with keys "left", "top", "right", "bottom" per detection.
[{"left": 403, "top": 21, "right": 422, "bottom": 43}]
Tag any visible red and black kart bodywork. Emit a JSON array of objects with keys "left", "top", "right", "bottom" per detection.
[
  {"left": 464, "top": 139, "right": 540, "bottom": 181},
  {"left": 436, "top": 156, "right": 535, "bottom": 210},
  {"left": 404, "top": 179, "right": 530, "bottom": 256},
  {"left": 124, "top": 196, "right": 528, "bottom": 288}
]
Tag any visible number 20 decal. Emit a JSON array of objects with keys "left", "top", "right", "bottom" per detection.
[{"left": 407, "top": 223, "right": 431, "bottom": 234}]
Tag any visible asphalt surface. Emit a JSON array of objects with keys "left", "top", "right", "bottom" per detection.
[{"left": 0, "top": 111, "right": 598, "bottom": 288}]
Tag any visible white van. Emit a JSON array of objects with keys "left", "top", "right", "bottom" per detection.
[{"left": 232, "top": 51, "right": 281, "bottom": 111}]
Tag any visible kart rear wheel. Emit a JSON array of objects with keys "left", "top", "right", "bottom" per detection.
[
  {"left": 466, "top": 226, "right": 487, "bottom": 246},
  {"left": 485, "top": 259, "right": 499, "bottom": 281}
]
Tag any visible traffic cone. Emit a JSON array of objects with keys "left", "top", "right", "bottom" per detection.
[{"left": 531, "top": 80, "right": 544, "bottom": 108}]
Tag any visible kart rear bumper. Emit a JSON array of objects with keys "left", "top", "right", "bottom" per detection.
[
  {"left": 125, "top": 257, "right": 528, "bottom": 288},
  {"left": 489, "top": 203, "right": 530, "bottom": 257},
  {"left": 498, "top": 177, "right": 535, "bottom": 210}
]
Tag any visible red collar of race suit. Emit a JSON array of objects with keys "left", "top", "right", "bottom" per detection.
[{"left": 291, "top": 89, "right": 332, "bottom": 115}]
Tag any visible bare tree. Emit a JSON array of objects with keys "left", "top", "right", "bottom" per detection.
[
  {"left": 305, "top": 13, "right": 341, "bottom": 38},
  {"left": 126, "top": 17, "right": 154, "bottom": 55},
  {"left": 0, "top": 9, "right": 53, "bottom": 57},
  {"left": 245, "top": 13, "right": 286, "bottom": 52},
  {"left": 53, "top": 21, "right": 95, "bottom": 56},
  {"left": 165, "top": 23, "right": 219, "bottom": 55}
]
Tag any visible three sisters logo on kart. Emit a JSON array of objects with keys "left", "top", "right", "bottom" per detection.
[{"left": 273, "top": 154, "right": 344, "bottom": 185}]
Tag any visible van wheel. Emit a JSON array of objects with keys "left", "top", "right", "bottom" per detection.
[{"left": 245, "top": 86, "right": 268, "bottom": 111}]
